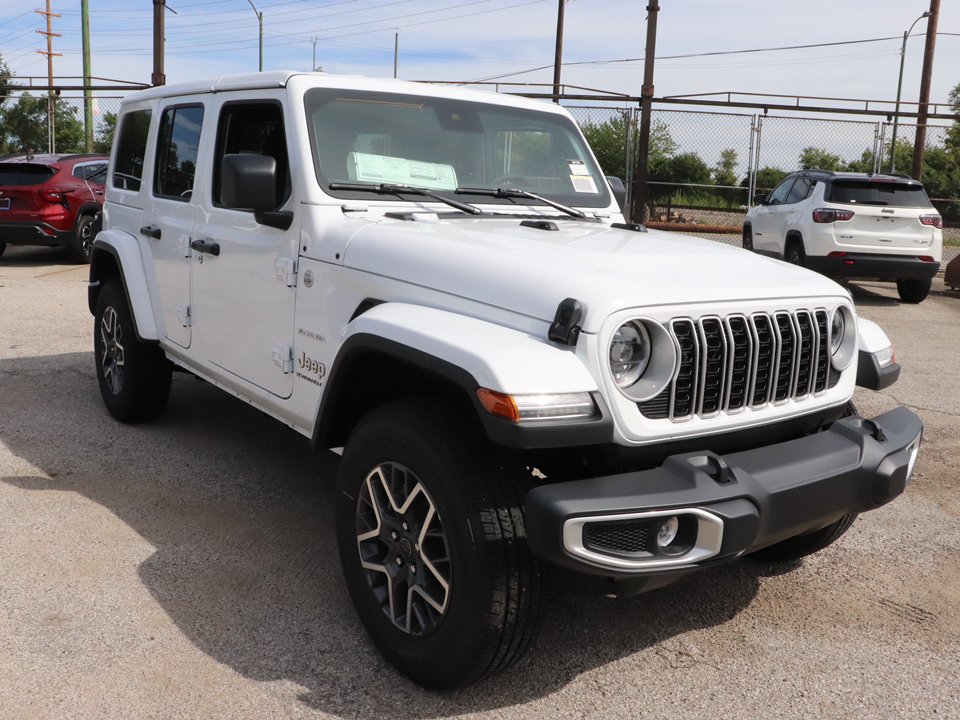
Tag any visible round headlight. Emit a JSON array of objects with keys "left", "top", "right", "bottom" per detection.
[
  {"left": 830, "top": 310, "right": 845, "bottom": 355},
  {"left": 609, "top": 321, "right": 650, "bottom": 388}
]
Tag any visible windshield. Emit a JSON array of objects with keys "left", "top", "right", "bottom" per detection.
[
  {"left": 304, "top": 88, "right": 611, "bottom": 209},
  {"left": 825, "top": 180, "right": 932, "bottom": 208}
]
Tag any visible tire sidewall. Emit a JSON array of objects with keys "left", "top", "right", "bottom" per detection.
[{"left": 336, "top": 405, "right": 503, "bottom": 688}]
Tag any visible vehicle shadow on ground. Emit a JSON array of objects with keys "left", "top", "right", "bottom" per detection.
[
  {"left": 0, "top": 245, "right": 75, "bottom": 268},
  {"left": 0, "top": 352, "right": 767, "bottom": 717}
]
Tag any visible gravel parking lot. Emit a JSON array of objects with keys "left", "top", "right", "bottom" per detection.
[{"left": 1, "top": 244, "right": 959, "bottom": 719}]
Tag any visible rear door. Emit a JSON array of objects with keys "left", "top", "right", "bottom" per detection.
[
  {"left": 827, "top": 179, "right": 936, "bottom": 250},
  {"left": 191, "top": 94, "right": 299, "bottom": 399}
]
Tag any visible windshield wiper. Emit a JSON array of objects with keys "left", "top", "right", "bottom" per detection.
[
  {"left": 456, "top": 186, "right": 587, "bottom": 219},
  {"left": 328, "top": 182, "right": 482, "bottom": 215}
]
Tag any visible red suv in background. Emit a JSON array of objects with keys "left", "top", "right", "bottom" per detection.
[{"left": 0, "top": 153, "right": 108, "bottom": 263}]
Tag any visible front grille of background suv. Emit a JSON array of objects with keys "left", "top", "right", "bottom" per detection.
[{"left": 638, "top": 310, "right": 841, "bottom": 421}]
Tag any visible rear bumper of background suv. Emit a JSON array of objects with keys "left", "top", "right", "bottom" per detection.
[
  {"left": 805, "top": 252, "right": 940, "bottom": 280},
  {"left": 0, "top": 221, "right": 74, "bottom": 246},
  {"left": 524, "top": 406, "right": 922, "bottom": 591}
]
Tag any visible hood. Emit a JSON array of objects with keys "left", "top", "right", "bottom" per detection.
[{"left": 341, "top": 216, "right": 848, "bottom": 333}]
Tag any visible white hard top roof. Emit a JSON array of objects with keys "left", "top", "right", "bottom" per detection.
[{"left": 120, "top": 71, "right": 566, "bottom": 116}]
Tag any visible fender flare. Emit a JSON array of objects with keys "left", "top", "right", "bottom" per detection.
[
  {"left": 311, "top": 303, "right": 612, "bottom": 450},
  {"left": 74, "top": 202, "right": 103, "bottom": 228},
  {"left": 88, "top": 231, "right": 161, "bottom": 342}
]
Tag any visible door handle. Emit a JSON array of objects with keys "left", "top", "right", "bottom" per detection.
[
  {"left": 140, "top": 225, "right": 161, "bottom": 239},
  {"left": 191, "top": 238, "right": 221, "bottom": 256}
]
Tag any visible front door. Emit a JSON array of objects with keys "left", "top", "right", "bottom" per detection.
[
  {"left": 140, "top": 99, "right": 206, "bottom": 348},
  {"left": 191, "top": 96, "right": 298, "bottom": 399}
]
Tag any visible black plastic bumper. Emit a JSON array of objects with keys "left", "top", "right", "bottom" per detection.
[
  {"left": 0, "top": 221, "right": 71, "bottom": 246},
  {"left": 804, "top": 253, "right": 940, "bottom": 280},
  {"left": 525, "top": 407, "right": 923, "bottom": 580}
]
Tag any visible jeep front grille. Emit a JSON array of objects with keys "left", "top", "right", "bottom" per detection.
[{"left": 638, "top": 309, "right": 841, "bottom": 421}]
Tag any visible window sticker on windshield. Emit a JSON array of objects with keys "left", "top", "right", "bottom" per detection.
[
  {"left": 568, "top": 159, "right": 590, "bottom": 176},
  {"left": 571, "top": 175, "right": 598, "bottom": 193}
]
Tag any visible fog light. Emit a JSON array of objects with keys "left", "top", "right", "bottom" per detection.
[{"left": 656, "top": 516, "right": 679, "bottom": 548}]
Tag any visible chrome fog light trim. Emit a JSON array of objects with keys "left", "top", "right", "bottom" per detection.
[{"left": 562, "top": 508, "right": 724, "bottom": 571}]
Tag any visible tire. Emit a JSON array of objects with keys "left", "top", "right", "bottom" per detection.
[
  {"left": 751, "top": 513, "right": 857, "bottom": 563},
  {"left": 784, "top": 238, "right": 805, "bottom": 267},
  {"left": 66, "top": 215, "right": 95, "bottom": 264},
  {"left": 94, "top": 279, "right": 172, "bottom": 423},
  {"left": 336, "top": 400, "right": 544, "bottom": 689},
  {"left": 0, "top": 242, "right": 6, "bottom": 259},
  {"left": 742, "top": 226, "right": 753, "bottom": 251},
  {"left": 896, "top": 277, "right": 931, "bottom": 304}
]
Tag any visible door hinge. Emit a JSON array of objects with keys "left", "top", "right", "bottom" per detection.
[
  {"left": 176, "top": 304, "right": 192, "bottom": 327},
  {"left": 272, "top": 344, "right": 294, "bottom": 374},
  {"left": 275, "top": 257, "right": 297, "bottom": 287},
  {"left": 178, "top": 234, "right": 193, "bottom": 258}
]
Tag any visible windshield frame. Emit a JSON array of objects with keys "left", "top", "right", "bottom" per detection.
[{"left": 303, "top": 87, "right": 612, "bottom": 210}]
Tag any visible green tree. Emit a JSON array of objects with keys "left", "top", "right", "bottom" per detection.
[
  {"left": 0, "top": 92, "right": 85, "bottom": 154},
  {"left": 743, "top": 166, "right": 789, "bottom": 195},
  {"left": 845, "top": 148, "right": 876, "bottom": 173},
  {"left": 0, "top": 53, "right": 14, "bottom": 107},
  {"left": 94, "top": 112, "right": 118, "bottom": 154},
  {"left": 713, "top": 148, "right": 741, "bottom": 203},
  {"left": 799, "top": 146, "right": 844, "bottom": 171},
  {"left": 579, "top": 115, "right": 676, "bottom": 181}
]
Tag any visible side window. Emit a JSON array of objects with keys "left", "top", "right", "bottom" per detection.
[
  {"left": 785, "top": 178, "right": 812, "bottom": 204},
  {"left": 113, "top": 109, "right": 152, "bottom": 191},
  {"left": 767, "top": 178, "right": 795, "bottom": 206},
  {"left": 155, "top": 104, "right": 204, "bottom": 201},
  {"left": 213, "top": 102, "right": 288, "bottom": 208},
  {"left": 73, "top": 162, "right": 108, "bottom": 184}
]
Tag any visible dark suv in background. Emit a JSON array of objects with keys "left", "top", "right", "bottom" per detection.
[{"left": 0, "top": 153, "right": 108, "bottom": 263}]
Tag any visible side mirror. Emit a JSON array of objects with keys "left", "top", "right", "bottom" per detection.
[
  {"left": 752, "top": 193, "right": 768, "bottom": 206},
  {"left": 606, "top": 175, "right": 626, "bottom": 212},
  {"left": 221, "top": 154, "right": 277, "bottom": 212}
]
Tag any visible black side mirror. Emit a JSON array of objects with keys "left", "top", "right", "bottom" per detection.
[
  {"left": 752, "top": 193, "right": 768, "bottom": 206},
  {"left": 606, "top": 176, "right": 626, "bottom": 212},
  {"left": 221, "top": 154, "right": 277, "bottom": 212}
]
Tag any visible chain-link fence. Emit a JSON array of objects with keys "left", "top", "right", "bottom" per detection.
[
  {"left": 0, "top": 91, "right": 123, "bottom": 156},
  {"left": 567, "top": 104, "right": 960, "bottom": 261}
]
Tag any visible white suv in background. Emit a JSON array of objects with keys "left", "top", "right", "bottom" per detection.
[{"left": 743, "top": 170, "right": 943, "bottom": 303}]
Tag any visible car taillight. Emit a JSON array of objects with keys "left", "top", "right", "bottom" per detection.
[
  {"left": 812, "top": 208, "right": 855, "bottom": 223},
  {"left": 919, "top": 214, "right": 942, "bottom": 229},
  {"left": 39, "top": 188, "right": 69, "bottom": 206}
]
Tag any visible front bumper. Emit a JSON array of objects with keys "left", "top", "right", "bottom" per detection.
[{"left": 525, "top": 407, "right": 923, "bottom": 583}]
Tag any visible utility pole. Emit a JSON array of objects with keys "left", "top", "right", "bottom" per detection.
[
  {"left": 911, "top": 0, "right": 940, "bottom": 182},
  {"left": 629, "top": 2, "right": 659, "bottom": 224},
  {"left": 552, "top": 0, "right": 566, "bottom": 103},
  {"left": 36, "top": 0, "right": 62, "bottom": 154},
  {"left": 312, "top": 35, "right": 319, "bottom": 71},
  {"left": 152, "top": 0, "right": 166, "bottom": 86},
  {"left": 394, "top": 31, "right": 398, "bottom": 78},
  {"left": 81, "top": 0, "right": 93, "bottom": 152}
]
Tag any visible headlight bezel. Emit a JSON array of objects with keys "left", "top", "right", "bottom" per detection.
[
  {"left": 607, "top": 318, "right": 677, "bottom": 402},
  {"left": 830, "top": 304, "right": 856, "bottom": 372}
]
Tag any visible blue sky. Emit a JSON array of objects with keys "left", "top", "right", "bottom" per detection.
[{"left": 1, "top": 0, "right": 958, "bottom": 110}]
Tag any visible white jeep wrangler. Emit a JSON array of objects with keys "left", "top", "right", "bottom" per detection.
[{"left": 89, "top": 72, "right": 924, "bottom": 689}]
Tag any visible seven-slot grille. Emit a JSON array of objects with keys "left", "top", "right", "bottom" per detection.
[{"left": 638, "top": 309, "right": 841, "bottom": 421}]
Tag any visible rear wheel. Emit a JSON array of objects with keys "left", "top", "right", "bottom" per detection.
[
  {"left": 66, "top": 215, "right": 95, "bottom": 264},
  {"left": 784, "top": 238, "right": 805, "bottom": 267},
  {"left": 336, "top": 400, "right": 544, "bottom": 689},
  {"left": 0, "top": 242, "right": 6, "bottom": 259},
  {"left": 896, "top": 277, "right": 931, "bottom": 304},
  {"left": 94, "top": 279, "right": 172, "bottom": 422}
]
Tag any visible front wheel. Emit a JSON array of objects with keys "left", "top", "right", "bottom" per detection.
[
  {"left": 742, "top": 226, "right": 753, "bottom": 251},
  {"left": 896, "top": 277, "right": 932, "bottom": 304},
  {"left": 750, "top": 513, "right": 857, "bottom": 562},
  {"left": 94, "top": 279, "right": 172, "bottom": 422},
  {"left": 336, "top": 400, "right": 544, "bottom": 689}
]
